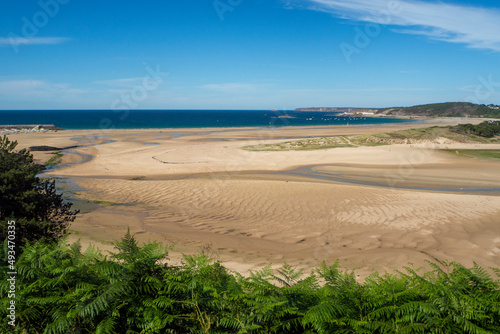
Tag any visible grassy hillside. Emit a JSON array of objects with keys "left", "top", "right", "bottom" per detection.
[{"left": 377, "top": 102, "right": 500, "bottom": 118}]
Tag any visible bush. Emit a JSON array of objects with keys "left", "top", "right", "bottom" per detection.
[{"left": 451, "top": 121, "right": 500, "bottom": 138}]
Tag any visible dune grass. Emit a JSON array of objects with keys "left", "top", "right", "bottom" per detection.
[
  {"left": 242, "top": 125, "right": 499, "bottom": 151},
  {"left": 242, "top": 136, "right": 354, "bottom": 151}
]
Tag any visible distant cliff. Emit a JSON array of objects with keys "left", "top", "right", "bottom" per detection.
[
  {"left": 376, "top": 102, "right": 500, "bottom": 118},
  {"left": 295, "top": 103, "right": 500, "bottom": 118}
]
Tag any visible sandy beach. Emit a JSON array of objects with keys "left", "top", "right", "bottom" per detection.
[{"left": 7, "top": 117, "right": 500, "bottom": 277}]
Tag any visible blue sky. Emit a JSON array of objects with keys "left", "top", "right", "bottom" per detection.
[{"left": 0, "top": 0, "right": 499, "bottom": 109}]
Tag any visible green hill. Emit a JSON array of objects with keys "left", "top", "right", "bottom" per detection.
[{"left": 377, "top": 102, "right": 500, "bottom": 118}]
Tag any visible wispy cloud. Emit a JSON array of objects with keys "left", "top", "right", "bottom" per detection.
[
  {"left": 282, "top": 87, "right": 432, "bottom": 93},
  {"left": 95, "top": 78, "right": 145, "bottom": 88},
  {"left": 304, "top": 0, "right": 500, "bottom": 52},
  {"left": 202, "top": 83, "right": 263, "bottom": 94},
  {"left": 0, "top": 37, "right": 71, "bottom": 47},
  {"left": 0, "top": 80, "right": 87, "bottom": 98}
]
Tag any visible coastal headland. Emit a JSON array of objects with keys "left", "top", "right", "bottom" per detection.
[{"left": 6, "top": 117, "right": 500, "bottom": 277}]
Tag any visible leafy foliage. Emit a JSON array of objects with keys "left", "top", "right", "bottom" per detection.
[
  {"left": 450, "top": 121, "right": 500, "bottom": 138},
  {"left": 1, "top": 233, "right": 500, "bottom": 333},
  {"left": 0, "top": 136, "right": 79, "bottom": 248}
]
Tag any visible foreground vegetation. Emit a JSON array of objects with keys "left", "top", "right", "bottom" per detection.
[
  {"left": 0, "top": 136, "right": 78, "bottom": 251},
  {"left": 1, "top": 233, "right": 500, "bottom": 334}
]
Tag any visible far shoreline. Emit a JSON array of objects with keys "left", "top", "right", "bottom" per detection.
[
  {"left": 0, "top": 116, "right": 475, "bottom": 133},
  {"left": 0, "top": 110, "right": 419, "bottom": 133},
  {"left": 4, "top": 115, "right": 500, "bottom": 135}
]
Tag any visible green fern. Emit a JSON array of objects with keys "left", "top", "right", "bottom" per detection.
[{"left": 2, "top": 233, "right": 500, "bottom": 334}]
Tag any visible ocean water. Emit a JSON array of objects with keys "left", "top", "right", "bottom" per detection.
[{"left": 0, "top": 110, "right": 415, "bottom": 129}]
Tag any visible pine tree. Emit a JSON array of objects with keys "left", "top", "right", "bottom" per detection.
[{"left": 0, "top": 135, "right": 78, "bottom": 248}]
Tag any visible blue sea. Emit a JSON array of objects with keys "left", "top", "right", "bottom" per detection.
[{"left": 0, "top": 110, "right": 415, "bottom": 129}]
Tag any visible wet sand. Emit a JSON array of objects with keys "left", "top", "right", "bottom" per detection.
[{"left": 7, "top": 118, "right": 500, "bottom": 277}]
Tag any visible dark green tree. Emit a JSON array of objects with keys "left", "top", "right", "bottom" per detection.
[
  {"left": 451, "top": 121, "right": 500, "bottom": 138},
  {"left": 0, "top": 135, "right": 79, "bottom": 247}
]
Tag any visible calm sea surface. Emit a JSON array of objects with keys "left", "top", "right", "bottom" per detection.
[{"left": 0, "top": 110, "right": 416, "bottom": 129}]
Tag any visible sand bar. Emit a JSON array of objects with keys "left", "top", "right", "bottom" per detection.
[{"left": 6, "top": 118, "right": 500, "bottom": 277}]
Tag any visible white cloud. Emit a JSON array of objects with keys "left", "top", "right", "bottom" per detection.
[
  {"left": 202, "top": 83, "right": 263, "bottom": 94},
  {"left": 305, "top": 0, "right": 500, "bottom": 52},
  {"left": 0, "top": 80, "right": 87, "bottom": 98},
  {"left": 0, "top": 80, "right": 45, "bottom": 90},
  {"left": 95, "top": 78, "right": 145, "bottom": 88},
  {"left": 0, "top": 37, "right": 71, "bottom": 47}
]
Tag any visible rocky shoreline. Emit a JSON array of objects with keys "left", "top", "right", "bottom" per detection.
[{"left": 0, "top": 124, "right": 61, "bottom": 134}]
